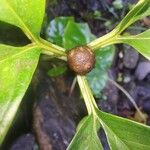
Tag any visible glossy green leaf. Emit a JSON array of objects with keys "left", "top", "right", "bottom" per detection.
[
  {"left": 0, "top": 44, "right": 40, "bottom": 144},
  {"left": 46, "top": 17, "right": 74, "bottom": 46},
  {"left": 118, "top": 29, "right": 150, "bottom": 60},
  {"left": 0, "top": 1, "right": 46, "bottom": 144},
  {"left": 47, "top": 66, "right": 67, "bottom": 77},
  {"left": 67, "top": 115, "right": 103, "bottom": 150},
  {"left": 87, "top": 46, "right": 115, "bottom": 98},
  {"left": 97, "top": 109, "right": 150, "bottom": 150},
  {"left": 0, "top": 0, "right": 45, "bottom": 38},
  {"left": 115, "top": 0, "right": 150, "bottom": 34},
  {"left": 64, "top": 21, "right": 95, "bottom": 50},
  {"left": 74, "top": 75, "right": 150, "bottom": 150}
]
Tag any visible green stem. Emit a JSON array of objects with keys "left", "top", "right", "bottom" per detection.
[
  {"left": 23, "top": 28, "right": 67, "bottom": 60},
  {"left": 41, "top": 50, "right": 67, "bottom": 61},
  {"left": 77, "top": 75, "right": 98, "bottom": 115},
  {"left": 22, "top": 24, "right": 67, "bottom": 60},
  {"left": 37, "top": 38, "right": 67, "bottom": 60},
  {"left": 87, "top": 29, "right": 120, "bottom": 50}
]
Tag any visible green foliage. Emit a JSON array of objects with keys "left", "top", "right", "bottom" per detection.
[
  {"left": 0, "top": 0, "right": 45, "bottom": 144},
  {"left": 87, "top": 46, "right": 115, "bottom": 98},
  {"left": 0, "top": 0, "right": 150, "bottom": 149},
  {"left": 118, "top": 29, "right": 150, "bottom": 60},
  {"left": 46, "top": 17, "right": 95, "bottom": 49},
  {"left": 46, "top": 17, "right": 74, "bottom": 47},
  {"left": 0, "top": 0, "right": 45, "bottom": 39},
  {"left": 115, "top": 0, "right": 150, "bottom": 34},
  {"left": 63, "top": 22, "right": 94, "bottom": 49},
  {"left": 97, "top": 110, "right": 150, "bottom": 150},
  {"left": 0, "top": 44, "right": 40, "bottom": 144},
  {"left": 70, "top": 76, "right": 150, "bottom": 150},
  {"left": 68, "top": 108, "right": 150, "bottom": 150},
  {"left": 67, "top": 115, "right": 103, "bottom": 150}
]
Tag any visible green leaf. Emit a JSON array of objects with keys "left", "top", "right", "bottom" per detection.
[
  {"left": 64, "top": 21, "right": 95, "bottom": 49},
  {"left": 0, "top": 0, "right": 45, "bottom": 38},
  {"left": 0, "top": 44, "right": 40, "bottom": 144},
  {"left": 96, "top": 109, "right": 150, "bottom": 150},
  {"left": 75, "top": 74, "right": 150, "bottom": 150},
  {"left": 46, "top": 17, "right": 74, "bottom": 47},
  {"left": 47, "top": 66, "right": 67, "bottom": 77},
  {"left": 115, "top": 0, "right": 150, "bottom": 34},
  {"left": 118, "top": 29, "right": 150, "bottom": 60},
  {"left": 87, "top": 45, "right": 115, "bottom": 98},
  {"left": 67, "top": 115, "right": 103, "bottom": 150},
  {"left": 0, "top": 0, "right": 46, "bottom": 144}
]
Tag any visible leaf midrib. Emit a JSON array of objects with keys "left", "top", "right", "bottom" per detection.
[
  {"left": 118, "top": 1, "right": 148, "bottom": 33},
  {"left": 123, "top": 139, "right": 150, "bottom": 148},
  {"left": 119, "top": 37, "right": 150, "bottom": 40},
  {"left": 96, "top": 113, "right": 150, "bottom": 149},
  {"left": 5, "top": 0, "right": 37, "bottom": 41},
  {"left": 97, "top": 117, "right": 131, "bottom": 150},
  {"left": 86, "top": 118, "right": 101, "bottom": 149},
  {"left": 0, "top": 44, "right": 38, "bottom": 63}
]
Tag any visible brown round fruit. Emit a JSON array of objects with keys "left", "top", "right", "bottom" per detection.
[{"left": 67, "top": 46, "right": 95, "bottom": 75}]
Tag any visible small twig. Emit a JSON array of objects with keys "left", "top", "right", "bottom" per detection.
[
  {"left": 108, "top": 78, "right": 146, "bottom": 122},
  {"left": 69, "top": 77, "right": 77, "bottom": 97}
]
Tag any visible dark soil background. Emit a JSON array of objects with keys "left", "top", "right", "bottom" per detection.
[{"left": 1, "top": 0, "right": 150, "bottom": 150}]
